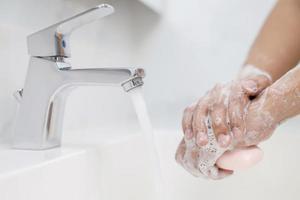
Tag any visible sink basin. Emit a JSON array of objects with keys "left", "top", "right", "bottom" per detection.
[{"left": 0, "top": 123, "right": 299, "bottom": 200}]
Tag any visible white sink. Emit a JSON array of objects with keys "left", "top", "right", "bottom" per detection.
[{"left": 0, "top": 124, "right": 299, "bottom": 200}]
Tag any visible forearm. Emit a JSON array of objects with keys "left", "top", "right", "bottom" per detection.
[
  {"left": 243, "top": 0, "right": 300, "bottom": 81},
  {"left": 260, "top": 66, "right": 300, "bottom": 124}
]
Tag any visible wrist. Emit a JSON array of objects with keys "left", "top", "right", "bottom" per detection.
[{"left": 257, "top": 87, "right": 285, "bottom": 124}]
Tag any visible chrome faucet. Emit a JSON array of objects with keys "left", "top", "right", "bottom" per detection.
[{"left": 12, "top": 4, "right": 145, "bottom": 150}]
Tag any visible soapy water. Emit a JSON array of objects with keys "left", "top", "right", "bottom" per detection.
[{"left": 128, "top": 87, "right": 168, "bottom": 200}]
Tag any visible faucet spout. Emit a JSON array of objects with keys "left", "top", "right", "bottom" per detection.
[{"left": 13, "top": 57, "right": 144, "bottom": 150}]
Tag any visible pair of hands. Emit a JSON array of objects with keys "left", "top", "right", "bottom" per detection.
[{"left": 176, "top": 66, "right": 278, "bottom": 179}]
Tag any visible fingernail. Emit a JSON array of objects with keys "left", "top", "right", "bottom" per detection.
[
  {"left": 196, "top": 132, "right": 208, "bottom": 146},
  {"left": 232, "top": 127, "right": 243, "bottom": 139},
  {"left": 242, "top": 80, "right": 258, "bottom": 93},
  {"left": 184, "top": 129, "right": 193, "bottom": 140},
  {"left": 217, "top": 134, "right": 231, "bottom": 148}
]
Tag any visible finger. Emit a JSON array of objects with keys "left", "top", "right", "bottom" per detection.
[
  {"left": 209, "top": 103, "right": 231, "bottom": 148},
  {"left": 182, "top": 104, "right": 196, "bottom": 141},
  {"left": 175, "top": 139, "right": 186, "bottom": 165},
  {"left": 228, "top": 85, "right": 249, "bottom": 141},
  {"left": 192, "top": 98, "right": 209, "bottom": 147},
  {"left": 208, "top": 84, "right": 231, "bottom": 147},
  {"left": 211, "top": 169, "right": 233, "bottom": 180},
  {"left": 241, "top": 75, "right": 272, "bottom": 96},
  {"left": 175, "top": 139, "right": 203, "bottom": 176}
]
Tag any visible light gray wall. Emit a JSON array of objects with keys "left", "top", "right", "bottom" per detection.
[{"left": 131, "top": 0, "right": 276, "bottom": 129}]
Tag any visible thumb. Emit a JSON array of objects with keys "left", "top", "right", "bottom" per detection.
[{"left": 241, "top": 75, "right": 272, "bottom": 96}]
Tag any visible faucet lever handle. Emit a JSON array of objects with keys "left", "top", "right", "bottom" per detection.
[{"left": 27, "top": 4, "right": 114, "bottom": 58}]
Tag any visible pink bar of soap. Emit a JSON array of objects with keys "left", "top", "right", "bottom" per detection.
[{"left": 216, "top": 146, "right": 263, "bottom": 171}]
